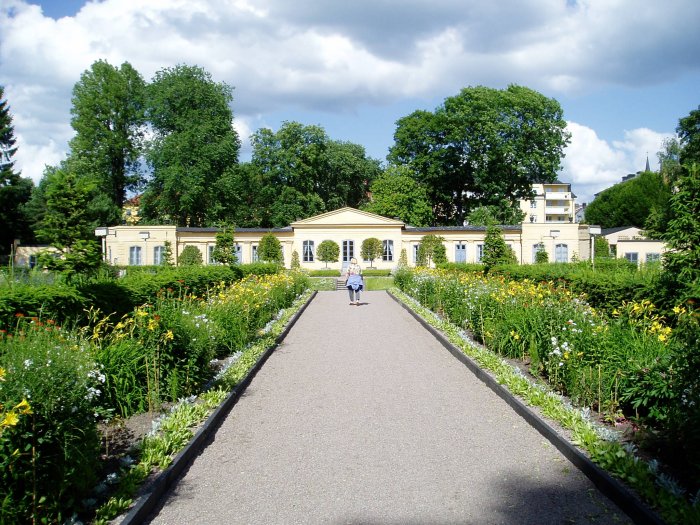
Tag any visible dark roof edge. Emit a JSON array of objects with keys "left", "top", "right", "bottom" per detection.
[{"left": 177, "top": 226, "right": 293, "bottom": 233}]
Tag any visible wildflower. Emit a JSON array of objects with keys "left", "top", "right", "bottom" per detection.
[
  {"left": 23, "top": 359, "right": 33, "bottom": 369},
  {"left": 2, "top": 411, "right": 19, "bottom": 427},
  {"left": 14, "top": 399, "right": 32, "bottom": 415},
  {"left": 14, "top": 312, "right": 25, "bottom": 318},
  {"left": 0, "top": 367, "right": 5, "bottom": 381},
  {"left": 164, "top": 330, "right": 174, "bottom": 341},
  {"left": 509, "top": 330, "right": 520, "bottom": 341}
]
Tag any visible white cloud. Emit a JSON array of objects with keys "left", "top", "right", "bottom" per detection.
[
  {"left": 0, "top": 0, "right": 697, "bottom": 184},
  {"left": 561, "top": 122, "right": 673, "bottom": 203}
]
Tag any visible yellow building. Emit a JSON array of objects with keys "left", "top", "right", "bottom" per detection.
[
  {"left": 96, "top": 207, "right": 593, "bottom": 269},
  {"left": 601, "top": 226, "right": 666, "bottom": 265},
  {"left": 519, "top": 181, "right": 576, "bottom": 224}
]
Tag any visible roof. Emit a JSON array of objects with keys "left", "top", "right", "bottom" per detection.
[
  {"left": 177, "top": 227, "right": 292, "bottom": 233},
  {"left": 601, "top": 226, "right": 639, "bottom": 236},
  {"left": 406, "top": 225, "right": 523, "bottom": 233},
  {"left": 291, "top": 207, "right": 404, "bottom": 227}
]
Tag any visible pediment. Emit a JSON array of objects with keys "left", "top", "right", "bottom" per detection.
[{"left": 291, "top": 207, "right": 404, "bottom": 228}]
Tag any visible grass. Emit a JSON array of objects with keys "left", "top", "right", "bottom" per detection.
[{"left": 364, "top": 276, "right": 394, "bottom": 290}]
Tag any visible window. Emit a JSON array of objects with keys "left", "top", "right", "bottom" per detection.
[
  {"left": 303, "top": 240, "right": 314, "bottom": 262},
  {"left": 412, "top": 244, "right": 419, "bottom": 264},
  {"left": 530, "top": 200, "right": 537, "bottom": 209},
  {"left": 624, "top": 252, "right": 639, "bottom": 264},
  {"left": 476, "top": 244, "right": 484, "bottom": 263},
  {"left": 455, "top": 243, "right": 467, "bottom": 263},
  {"left": 382, "top": 240, "right": 394, "bottom": 262},
  {"left": 208, "top": 245, "right": 216, "bottom": 264},
  {"left": 29, "top": 254, "right": 38, "bottom": 269},
  {"left": 342, "top": 240, "right": 354, "bottom": 262},
  {"left": 532, "top": 243, "right": 545, "bottom": 263},
  {"left": 234, "top": 244, "right": 242, "bottom": 264},
  {"left": 555, "top": 243, "right": 568, "bottom": 263},
  {"left": 154, "top": 246, "right": 165, "bottom": 265},
  {"left": 530, "top": 214, "right": 537, "bottom": 223},
  {"left": 129, "top": 246, "right": 142, "bottom": 266},
  {"left": 252, "top": 245, "right": 258, "bottom": 262},
  {"left": 646, "top": 253, "right": 660, "bottom": 263}
]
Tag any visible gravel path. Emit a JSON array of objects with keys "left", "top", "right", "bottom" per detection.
[{"left": 145, "top": 291, "right": 631, "bottom": 524}]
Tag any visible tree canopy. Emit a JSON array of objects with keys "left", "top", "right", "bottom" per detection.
[
  {"left": 389, "top": 85, "right": 570, "bottom": 225},
  {"left": 360, "top": 237, "right": 383, "bottom": 268},
  {"left": 0, "top": 86, "right": 33, "bottom": 257},
  {"left": 362, "top": 166, "right": 433, "bottom": 226},
  {"left": 584, "top": 171, "right": 672, "bottom": 230},
  {"left": 142, "top": 64, "right": 240, "bottom": 226},
  {"left": 69, "top": 60, "right": 146, "bottom": 209}
]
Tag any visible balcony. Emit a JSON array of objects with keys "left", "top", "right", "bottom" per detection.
[
  {"left": 544, "top": 191, "right": 571, "bottom": 200},
  {"left": 544, "top": 206, "right": 570, "bottom": 215}
]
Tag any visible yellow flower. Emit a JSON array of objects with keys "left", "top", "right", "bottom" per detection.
[
  {"left": 2, "top": 411, "right": 19, "bottom": 427},
  {"left": 509, "top": 330, "right": 520, "bottom": 341},
  {"left": 164, "top": 330, "right": 174, "bottom": 341},
  {"left": 147, "top": 319, "right": 158, "bottom": 331},
  {"left": 658, "top": 334, "right": 668, "bottom": 342},
  {"left": 14, "top": 399, "right": 32, "bottom": 415},
  {"left": 0, "top": 367, "right": 5, "bottom": 382}
]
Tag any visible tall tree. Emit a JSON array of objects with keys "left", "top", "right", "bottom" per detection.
[
  {"left": 482, "top": 225, "right": 517, "bottom": 271},
  {"left": 584, "top": 171, "right": 671, "bottom": 229},
  {"left": 360, "top": 237, "right": 383, "bottom": 268},
  {"left": 143, "top": 64, "right": 240, "bottom": 226},
  {"left": 389, "top": 85, "right": 570, "bottom": 225},
  {"left": 251, "top": 121, "right": 378, "bottom": 219},
  {"left": 678, "top": 106, "right": 700, "bottom": 166},
  {"left": 69, "top": 60, "right": 146, "bottom": 209},
  {"left": 0, "top": 86, "right": 33, "bottom": 258},
  {"left": 362, "top": 165, "right": 433, "bottom": 226}
]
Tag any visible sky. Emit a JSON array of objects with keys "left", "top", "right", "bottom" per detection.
[{"left": 1, "top": 0, "right": 698, "bottom": 204}]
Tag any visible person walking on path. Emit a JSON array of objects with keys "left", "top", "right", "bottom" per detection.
[{"left": 345, "top": 257, "right": 363, "bottom": 305}]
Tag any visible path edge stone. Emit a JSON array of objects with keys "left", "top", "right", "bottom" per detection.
[
  {"left": 117, "top": 291, "right": 318, "bottom": 525},
  {"left": 388, "top": 290, "right": 665, "bottom": 525}
]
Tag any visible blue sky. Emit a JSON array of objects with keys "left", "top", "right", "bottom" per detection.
[{"left": 1, "top": 0, "right": 698, "bottom": 203}]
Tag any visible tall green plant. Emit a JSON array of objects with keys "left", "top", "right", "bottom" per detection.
[
  {"left": 361, "top": 237, "right": 383, "bottom": 268},
  {"left": 211, "top": 227, "right": 237, "bottom": 265},
  {"left": 317, "top": 240, "right": 339, "bottom": 268},
  {"left": 258, "top": 233, "right": 283, "bottom": 264},
  {"left": 178, "top": 245, "right": 202, "bottom": 266},
  {"left": 482, "top": 225, "right": 516, "bottom": 271},
  {"left": 417, "top": 234, "right": 446, "bottom": 267}
]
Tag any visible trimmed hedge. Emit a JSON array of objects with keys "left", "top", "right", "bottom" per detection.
[{"left": 0, "top": 264, "right": 282, "bottom": 328}]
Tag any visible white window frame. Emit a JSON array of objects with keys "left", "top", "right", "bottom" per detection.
[
  {"left": 234, "top": 244, "right": 242, "bottom": 264},
  {"left": 532, "top": 243, "right": 545, "bottom": 263},
  {"left": 555, "top": 243, "right": 568, "bottom": 263},
  {"left": 208, "top": 245, "right": 217, "bottom": 265},
  {"left": 153, "top": 245, "right": 165, "bottom": 265},
  {"left": 476, "top": 244, "right": 484, "bottom": 263},
  {"left": 303, "top": 240, "right": 314, "bottom": 262},
  {"left": 624, "top": 252, "right": 639, "bottom": 264},
  {"left": 342, "top": 240, "right": 354, "bottom": 262},
  {"left": 382, "top": 240, "right": 394, "bottom": 262},
  {"left": 129, "top": 246, "right": 142, "bottom": 266},
  {"left": 412, "top": 244, "right": 419, "bottom": 264},
  {"left": 455, "top": 243, "right": 467, "bottom": 263},
  {"left": 252, "top": 245, "right": 259, "bottom": 262},
  {"left": 646, "top": 252, "right": 660, "bottom": 263}
]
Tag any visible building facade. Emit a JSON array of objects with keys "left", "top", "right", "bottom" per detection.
[{"left": 94, "top": 207, "right": 593, "bottom": 270}]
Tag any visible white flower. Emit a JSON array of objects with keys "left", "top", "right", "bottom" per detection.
[{"left": 23, "top": 359, "right": 33, "bottom": 368}]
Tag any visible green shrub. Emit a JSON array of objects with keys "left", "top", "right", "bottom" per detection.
[
  {"left": 0, "top": 283, "right": 86, "bottom": 330},
  {"left": 362, "top": 269, "right": 392, "bottom": 276},
  {"left": 309, "top": 269, "right": 341, "bottom": 277},
  {"left": 178, "top": 245, "right": 203, "bottom": 266}
]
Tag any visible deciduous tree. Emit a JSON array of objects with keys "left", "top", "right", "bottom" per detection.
[
  {"left": 362, "top": 166, "right": 433, "bottom": 226},
  {"left": 317, "top": 240, "right": 340, "bottom": 268},
  {"left": 211, "top": 227, "right": 237, "bottom": 265},
  {"left": 389, "top": 85, "right": 569, "bottom": 225},
  {"left": 258, "top": 233, "right": 283, "bottom": 264},
  {"left": 482, "top": 225, "right": 517, "bottom": 271},
  {"left": 361, "top": 238, "right": 383, "bottom": 268},
  {"left": 69, "top": 60, "right": 146, "bottom": 209},
  {"left": 417, "top": 234, "right": 446, "bottom": 267},
  {"left": 143, "top": 64, "right": 240, "bottom": 226}
]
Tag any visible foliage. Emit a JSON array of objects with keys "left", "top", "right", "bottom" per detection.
[
  {"left": 593, "top": 236, "right": 610, "bottom": 258},
  {"left": 661, "top": 162, "right": 700, "bottom": 296},
  {"left": 360, "top": 237, "right": 383, "bottom": 268},
  {"left": 362, "top": 165, "right": 433, "bottom": 226},
  {"left": 534, "top": 245, "right": 549, "bottom": 264},
  {"left": 69, "top": 60, "right": 146, "bottom": 209},
  {"left": 389, "top": 85, "right": 569, "bottom": 225},
  {"left": 677, "top": 105, "right": 700, "bottom": 165},
  {"left": 161, "top": 240, "right": 174, "bottom": 266},
  {"left": 211, "top": 227, "right": 237, "bottom": 265},
  {"left": 32, "top": 161, "right": 116, "bottom": 277},
  {"left": 416, "top": 234, "right": 446, "bottom": 267},
  {"left": 0, "top": 321, "right": 102, "bottom": 523},
  {"left": 482, "top": 225, "right": 517, "bottom": 271},
  {"left": 397, "top": 248, "right": 408, "bottom": 268},
  {"left": 316, "top": 240, "right": 340, "bottom": 268},
  {"left": 178, "top": 245, "right": 203, "bottom": 266},
  {"left": 142, "top": 64, "right": 240, "bottom": 226},
  {"left": 250, "top": 121, "right": 379, "bottom": 225},
  {"left": 391, "top": 286, "right": 699, "bottom": 524},
  {"left": 467, "top": 202, "right": 525, "bottom": 226},
  {"left": 257, "top": 232, "right": 283, "bottom": 264},
  {"left": 0, "top": 86, "right": 33, "bottom": 258},
  {"left": 584, "top": 171, "right": 672, "bottom": 229},
  {"left": 290, "top": 250, "right": 301, "bottom": 270}
]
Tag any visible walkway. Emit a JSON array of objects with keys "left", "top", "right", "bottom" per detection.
[{"left": 146, "top": 291, "right": 631, "bottom": 524}]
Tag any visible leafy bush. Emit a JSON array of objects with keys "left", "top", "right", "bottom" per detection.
[
  {"left": 0, "top": 283, "right": 86, "bottom": 330},
  {"left": 178, "top": 245, "right": 203, "bottom": 266},
  {"left": 308, "top": 269, "right": 341, "bottom": 277},
  {"left": 362, "top": 269, "right": 392, "bottom": 276}
]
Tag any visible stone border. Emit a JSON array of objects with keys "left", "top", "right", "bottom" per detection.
[
  {"left": 389, "top": 290, "right": 665, "bottom": 525},
  {"left": 118, "top": 291, "right": 318, "bottom": 525}
]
